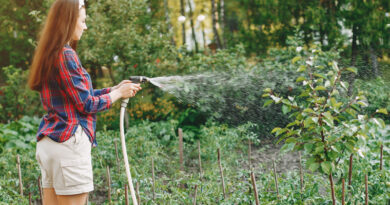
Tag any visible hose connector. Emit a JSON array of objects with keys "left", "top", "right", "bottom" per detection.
[{"left": 129, "top": 76, "right": 149, "bottom": 84}]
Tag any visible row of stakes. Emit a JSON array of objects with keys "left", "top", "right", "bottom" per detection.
[{"left": 15, "top": 128, "right": 384, "bottom": 205}]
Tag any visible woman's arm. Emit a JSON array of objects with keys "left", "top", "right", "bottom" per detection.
[
  {"left": 93, "top": 87, "right": 111, "bottom": 96},
  {"left": 59, "top": 49, "right": 112, "bottom": 114}
]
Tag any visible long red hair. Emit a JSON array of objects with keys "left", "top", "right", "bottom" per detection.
[{"left": 28, "top": 0, "right": 80, "bottom": 91}]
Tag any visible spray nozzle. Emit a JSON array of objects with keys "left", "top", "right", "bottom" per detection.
[{"left": 129, "top": 76, "right": 149, "bottom": 84}]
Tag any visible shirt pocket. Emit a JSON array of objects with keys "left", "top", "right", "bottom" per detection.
[{"left": 60, "top": 157, "right": 93, "bottom": 187}]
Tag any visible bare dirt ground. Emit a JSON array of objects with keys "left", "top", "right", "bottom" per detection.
[{"left": 247, "top": 139, "right": 301, "bottom": 174}]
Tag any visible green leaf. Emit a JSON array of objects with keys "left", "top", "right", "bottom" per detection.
[
  {"left": 271, "top": 127, "right": 282, "bottom": 134},
  {"left": 303, "top": 108, "right": 315, "bottom": 113},
  {"left": 292, "top": 56, "right": 302, "bottom": 64},
  {"left": 263, "top": 99, "right": 274, "bottom": 107},
  {"left": 282, "top": 105, "right": 291, "bottom": 114},
  {"left": 331, "top": 61, "right": 339, "bottom": 72},
  {"left": 376, "top": 108, "right": 388, "bottom": 115},
  {"left": 297, "top": 65, "right": 306, "bottom": 72},
  {"left": 263, "top": 88, "right": 271, "bottom": 93},
  {"left": 340, "top": 81, "right": 349, "bottom": 90},
  {"left": 357, "top": 101, "right": 368, "bottom": 107},
  {"left": 313, "top": 73, "right": 326, "bottom": 79},
  {"left": 281, "top": 142, "right": 295, "bottom": 153},
  {"left": 296, "top": 76, "right": 306, "bottom": 82},
  {"left": 314, "top": 86, "right": 326, "bottom": 91},
  {"left": 322, "top": 112, "right": 334, "bottom": 126},
  {"left": 372, "top": 118, "right": 386, "bottom": 128},
  {"left": 304, "top": 143, "right": 314, "bottom": 153},
  {"left": 314, "top": 144, "right": 324, "bottom": 153},
  {"left": 346, "top": 67, "right": 357, "bottom": 74},
  {"left": 286, "top": 121, "right": 297, "bottom": 128},
  {"left": 321, "top": 161, "right": 332, "bottom": 174},
  {"left": 308, "top": 162, "right": 320, "bottom": 172}
]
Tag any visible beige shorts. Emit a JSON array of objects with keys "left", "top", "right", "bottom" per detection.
[{"left": 36, "top": 125, "right": 94, "bottom": 195}]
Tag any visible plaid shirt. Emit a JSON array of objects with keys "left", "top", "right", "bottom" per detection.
[{"left": 36, "top": 44, "right": 112, "bottom": 147}]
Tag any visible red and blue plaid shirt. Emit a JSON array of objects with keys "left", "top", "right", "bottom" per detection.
[{"left": 36, "top": 44, "right": 112, "bottom": 147}]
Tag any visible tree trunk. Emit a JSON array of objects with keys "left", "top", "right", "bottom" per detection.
[
  {"left": 220, "top": 0, "right": 226, "bottom": 48},
  {"left": 180, "top": 0, "right": 186, "bottom": 46},
  {"left": 164, "top": 0, "right": 176, "bottom": 45},
  {"left": 187, "top": 0, "right": 199, "bottom": 53},
  {"left": 369, "top": 45, "right": 379, "bottom": 77},
  {"left": 211, "top": 0, "right": 222, "bottom": 49},
  {"left": 107, "top": 66, "right": 117, "bottom": 85}
]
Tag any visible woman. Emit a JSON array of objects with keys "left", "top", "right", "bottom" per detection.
[{"left": 28, "top": 0, "right": 140, "bottom": 204}]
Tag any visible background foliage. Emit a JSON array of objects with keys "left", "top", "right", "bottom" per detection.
[{"left": 0, "top": 0, "right": 389, "bottom": 204}]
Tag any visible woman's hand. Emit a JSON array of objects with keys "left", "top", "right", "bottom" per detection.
[
  {"left": 108, "top": 82, "right": 142, "bottom": 103},
  {"left": 118, "top": 82, "right": 142, "bottom": 99},
  {"left": 111, "top": 80, "right": 132, "bottom": 91}
]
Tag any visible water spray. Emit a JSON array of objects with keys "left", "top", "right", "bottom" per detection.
[{"left": 119, "top": 76, "right": 149, "bottom": 205}]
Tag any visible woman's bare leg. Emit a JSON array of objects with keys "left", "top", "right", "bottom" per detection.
[
  {"left": 43, "top": 188, "right": 58, "bottom": 205},
  {"left": 57, "top": 192, "right": 89, "bottom": 205}
]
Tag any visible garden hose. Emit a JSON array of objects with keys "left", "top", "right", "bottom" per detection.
[
  {"left": 119, "top": 76, "right": 149, "bottom": 205},
  {"left": 120, "top": 98, "right": 137, "bottom": 205}
]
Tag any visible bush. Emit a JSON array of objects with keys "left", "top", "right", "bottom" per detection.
[
  {"left": 355, "top": 78, "right": 390, "bottom": 122},
  {"left": 0, "top": 66, "right": 43, "bottom": 123}
]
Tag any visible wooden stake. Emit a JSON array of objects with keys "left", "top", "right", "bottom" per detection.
[
  {"left": 136, "top": 181, "right": 141, "bottom": 205},
  {"left": 380, "top": 144, "right": 383, "bottom": 171},
  {"left": 152, "top": 158, "right": 156, "bottom": 201},
  {"left": 250, "top": 172, "right": 260, "bottom": 205},
  {"left": 365, "top": 174, "right": 368, "bottom": 205},
  {"left": 125, "top": 184, "right": 129, "bottom": 205},
  {"left": 197, "top": 140, "right": 203, "bottom": 177},
  {"left": 342, "top": 178, "right": 345, "bottom": 205},
  {"left": 38, "top": 175, "right": 43, "bottom": 204},
  {"left": 106, "top": 166, "right": 111, "bottom": 203},
  {"left": 299, "top": 152, "right": 304, "bottom": 193},
  {"left": 248, "top": 139, "right": 252, "bottom": 169},
  {"left": 178, "top": 128, "right": 184, "bottom": 172},
  {"left": 348, "top": 154, "right": 353, "bottom": 186},
  {"left": 193, "top": 185, "right": 198, "bottom": 205},
  {"left": 329, "top": 173, "right": 336, "bottom": 205},
  {"left": 29, "top": 192, "right": 31, "bottom": 205},
  {"left": 17, "top": 155, "right": 23, "bottom": 196},
  {"left": 114, "top": 141, "right": 120, "bottom": 172},
  {"left": 273, "top": 160, "right": 279, "bottom": 199},
  {"left": 217, "top": 149, "right": 226, "bottom": 199}
]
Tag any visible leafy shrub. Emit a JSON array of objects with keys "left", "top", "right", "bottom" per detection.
[
  {"left": 0, "top": 66, "right": 43, "bottom": 123},
  {"left": 264, "top": 43, "right": 390, "bottom": 204},
  {"left": 355, "top": 78, "right": 390, "bottom": 122},
  {"left": 0, "top": 115, "right": 40, "bottom": 154}
]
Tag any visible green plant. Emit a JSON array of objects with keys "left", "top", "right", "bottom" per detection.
[
  {"left": 0, "top": 66, "right": 43, "bottom": 123},
  {"left": 264, "top": 44, "right": 388, "bottom": 204}
]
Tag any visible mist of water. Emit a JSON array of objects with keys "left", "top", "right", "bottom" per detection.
[{"left": 146, "top": 70, "right": 275, "bottom": 127}]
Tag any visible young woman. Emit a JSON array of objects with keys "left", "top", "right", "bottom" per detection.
[{"left": 28, "top": 0, "right": 141, "bottom": 204}]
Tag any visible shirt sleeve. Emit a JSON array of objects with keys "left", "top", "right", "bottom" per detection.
[
  {"left": 59, "top": 49, "right": 112, "bottom": 114},
  {"left": 93, "top": 87, "right": 111, "bottom": 96}
]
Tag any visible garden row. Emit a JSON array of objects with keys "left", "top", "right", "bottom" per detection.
[{"left": 0, "top": 116, "right": 389, "bottom": 204}]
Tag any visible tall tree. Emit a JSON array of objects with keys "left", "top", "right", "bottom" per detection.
[
  {"left": 180, "top": 0, "right": 186, "bottom": 46},
  {"left": 211, "top": 0, "right": 222, "bottom": 49},
  {"left": 187, "top": 0, "right": 199, "bottom": 52}
]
